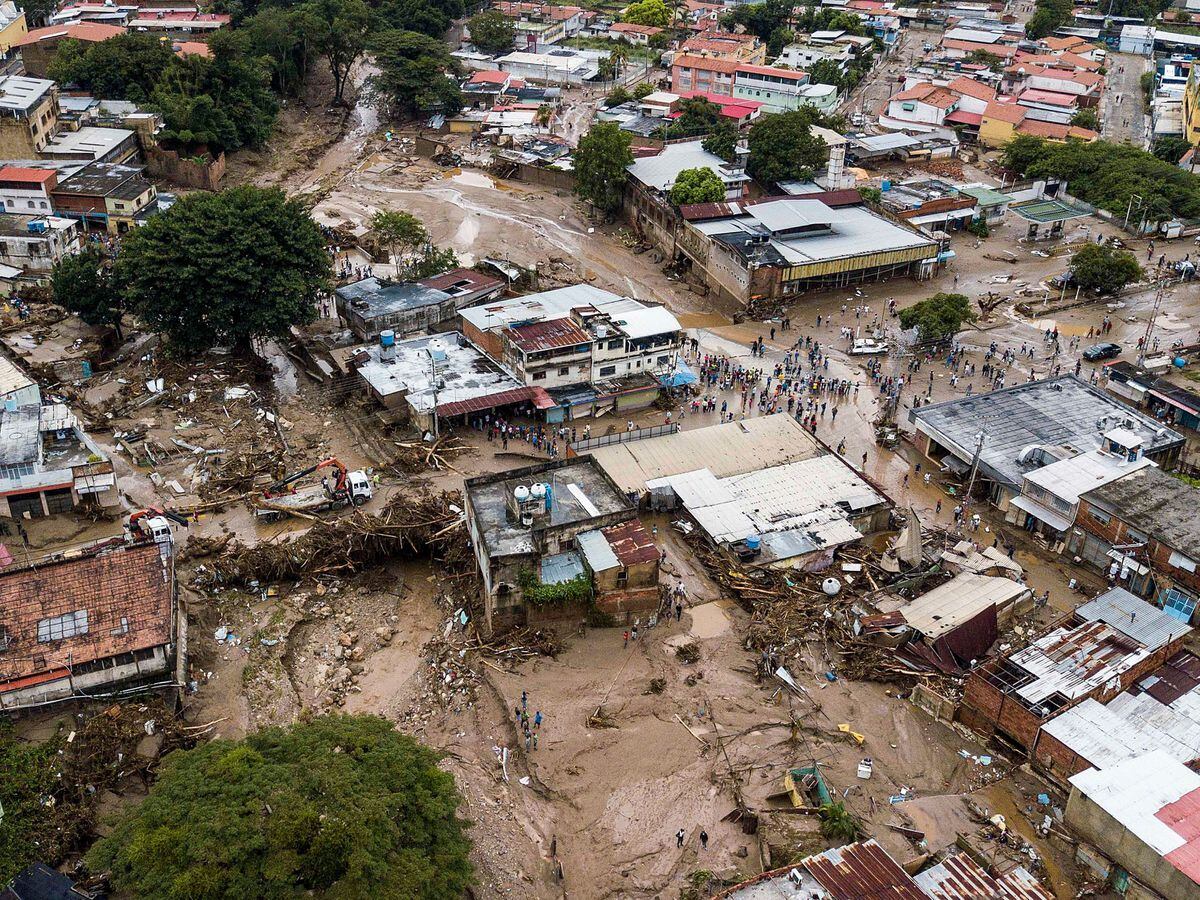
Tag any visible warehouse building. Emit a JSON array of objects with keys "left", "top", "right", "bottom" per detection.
[{"left": 674, "top": 194, "right": 939, "bottom": 307}]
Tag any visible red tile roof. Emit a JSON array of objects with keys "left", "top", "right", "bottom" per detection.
[
  {"left": 470, "top": 70, "right": 511, "bottom": 84},
  {"left": 948, "top": 75, "right": 996, "bottom": 102},
  {"left": 672, "top": 53, "right": 741, "bottom": 74},
  {"left": 0, "top": 544, "right": 173, "bottom": 689},
  {"left": 736, "top": 63, "right": 806, "bottom": 80},
  {"left": 418, "top": 267, "right": 504, "bottom": 294},
  {"left": 505, "top": 317, "right": 591, "bottom": 352},
  {"left": 610, "top": 22, "right": 662, "bottom": 34},
  {"left": 0, "top": 166, "right": 57, "bottom": 184},
  {"left": 984, "top": 100, "right": 1026, "bottom": 124},
  {"left": 16, "top": 22, "right": 125, "bottom": 45},
  {"left": 945, "top": 109, "right": 983, "bottom": 126},
  {"left": 1017, "top": 119, "right": 1097, "bottom": 140}
]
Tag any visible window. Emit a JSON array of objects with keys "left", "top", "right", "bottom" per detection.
[
  {"left": 1170, "top": 550, "right": 1198, "bottom": 573},
  {"left": 558, "top": 366, "right": 569, "bottom": 376},
  {"left": 1, "top": 462, "right": 34, "bottom": 479},
  {"left": 26, "top": 200, "right": 33, "bottom": 209},
  {"left": 38, "top": 609, "right": 89, "bottom": 642},
  {"left": 38, "top": 202, "right": 46, "bottom": 209},
  {"left": 532, "top": 371, "right": 547, "bottom": 381},
  {"left": 607, "top": 339, "right": 622, "bottom": 350},
  {"left": 1089, "top": 507, "right": 1111, "bottom": 526},
  {"left": 1162, "top": 587, "right": 1198, "bottom": 623},
  {"left": 599, "top": 365, "right": 616, "bottom": 376},
  {"left": 0, "top": 624, "right": 7, "bottom": 651},
  {"left": 110, "top": 616, "right": 129, "bottom": 636},
  {"left": 657, "top": 355, "right": 669, "bottom": 366}
]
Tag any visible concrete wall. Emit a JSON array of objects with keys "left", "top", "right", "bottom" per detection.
[
  {"left": 1076, "top": 498, "right": 1200, "bottom": 600},
  {"left": 1065, "top": 787, "right": 1200, "bottom": 900},
  {"left": 0, "top": 644, "right": 171, "bottom": 711},
  {"left": 143, "top": 145, "right": 225, "bottom": 190}
]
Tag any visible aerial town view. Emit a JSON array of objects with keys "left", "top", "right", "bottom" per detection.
[{"left": 2, "top": 0, "right": 1200, "bottom": 896}]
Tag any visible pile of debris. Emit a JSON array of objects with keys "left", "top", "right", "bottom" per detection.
[
  {"left": 391, "top": 435, "right": 471, "bottom": 473},
  {"left": 201, "top": 491, "right": 471, "bottom": 585}
]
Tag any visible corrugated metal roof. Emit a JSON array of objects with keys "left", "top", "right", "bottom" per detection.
[
  {"left": 1076, "top": 587, "right": 1190, "bottom": 651},
  {"left": 802, "top": 839, "right": 926, "bottom": 900},
  {"left": 915, "top": 852, "right": 1053, "bottom": 900},
  {"left": 576, "top": 529, "right": 619, "bottom": 572},
  {"left": 505, "top": 317, "right": 591, "bottom": 352},
  {"left": 540, "top": 550, "right": 584, "bottom": 585},
  {"left": 1008, "top": 620, "right": 1153, "bottom": 708},
  {"left": 588, "top": 415, "right": 823, "bottom": 494},
  {"left": 901, "top": 573, "right": 1030, "bottom": 639},
  {"left": 601, "top": 519, "right": 658, "bottom": 566}
]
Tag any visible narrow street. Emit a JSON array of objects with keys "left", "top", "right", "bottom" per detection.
[{"left": 1102, "top": 51, "right": 1151, "bottom": 148}]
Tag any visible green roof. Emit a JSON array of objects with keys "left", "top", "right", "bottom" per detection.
[
  {"left": 1010, "top": 198, "right": 1092, "bottom": 223},
  {"left": 954, "top": 184, "right": 1011, "bottom": 208}
]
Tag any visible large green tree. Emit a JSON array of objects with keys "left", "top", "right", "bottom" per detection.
[
  {"left": 371, "top": 209, "right": 428, "bottom": 265},
  {"left": 669, "top": 167, "right": 725, "bottom": 206},
  {"left": 898, "top": 292, "right": 976, "bottom": 344},
  {"left": 1071, "top": 244, "right": 1143, "bottom": 295},
  {"left": 746, "top": 110, "right": 828, "bottom": 186},
  {"left": 622, "top": 0, "right": 671, "bottom": 27},
  {"left": 240, "top": 7, "right": 315, "bottom": 96},
  {"left": 115, "top": 186, "right": 329, "bottom": 353},
  {"left": 87, "top": 715, "right": 472, "bottom": 900},
  {"left": 701, "top": 119, "right": 738, "bottom": 161},
  {"left": 374, "top": 0, "right": 463, "bottom": 39},
  {"left": 369, "top": 29, "right": 463, "bottom": 119},
  {"left": 1001, "top": 135, "right": 1200, "bottom": 224},
  {"left": 467, "top": 10, "right": 515, "bottom": 54},
  {"left": 48, "top": 32, "right": 175, "bottom": 102},
  {"left": 303, "top": 0, "right": 372, "bottom": 105},
  {"left": 662, "top": 97, "right": 722, "bottom": 139},
  {"left": 51, "top": 247, "right": 124, "bottom": 338},
  {"left": 573, "top": 122, "right": 633, "bottom": 217}
]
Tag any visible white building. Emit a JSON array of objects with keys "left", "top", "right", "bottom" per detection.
[
  {"left": 1119, "top": 24, "right": 1155, "bottom": 57},
  {"left": 0, "top": 214, "right": 81, "bottom": 277},
  {"left": 496, "top": 49, "right": 600, "bottom": 85}
]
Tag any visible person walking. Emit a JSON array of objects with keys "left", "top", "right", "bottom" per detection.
[
  {"left": 676, "top": 828, "right": 685, "bottom": 848},
  {"left": 623, "top": 630, "right": 629, "bottom": 648},
  {"left": 700, "top": 830, "right": 709, "bottom": 850}
]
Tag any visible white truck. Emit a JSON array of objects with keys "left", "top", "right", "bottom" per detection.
[{"left": 254, "top": 458, "right": 372, "bottom": 521}]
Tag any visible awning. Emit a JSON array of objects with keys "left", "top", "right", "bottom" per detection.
[
  {"left": 74, "top": 473, "right": 116, "bottom": 494},
  {"left": 1107, "top": 548, "right": 1150, "bottom": 576},
  {"left": 436, "top": 386, "right": 555, "bottom": 418},
  {"left": 941, "top": 454, "right": 970, "bottom": 475},
  {"left": 657, "top": 360, "right": 698, "bottom": 388},
  {"left": 1010, "top": 494, "right": 1071, "bottom": 533}
]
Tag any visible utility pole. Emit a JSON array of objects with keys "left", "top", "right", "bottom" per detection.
[
  {"left": 428, "top": 348, "right": 441, "bottom": 440},
  {"left": 1137, "top": 277, "right": 1169, "bottom": 366},
  {"left": 964, "top": 424, "right": 988, "bottom": 511}
]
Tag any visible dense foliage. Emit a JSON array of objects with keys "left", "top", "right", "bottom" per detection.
[
  {"left": 622, "top": 0, "right": 671, "bottom": 27},
  {"left": 115, "top": 186, "right": 329, "bottom": 353},
  {"left": 51, "top": 31, "right": 276, "bottom": 154},
  {"left": 1070, "top": 243, "right": 1144, "bottom": 295},
  {"left": 898, "top": 292, "right": 976, "bottom": 344},
  {"left": 746, "top": 109, "right": 829, "bottom": 186},
  {"left": 573, "top": 122, "right": 634, "bottom": 217},
  {"left": 1002, "top": 135, "right": 1200, "bottom": 222},
  {"left": 468, "top": 10, "right": 516, "bottom": 54},
  {"left": 662, "top": 97, "right": 723, "bottom": 139},
  {"left": 0, "top": 725, "right": 67, "bottom": 882},
  {"left": 87, "top": 715, "right": 473, "bottom": 900},
  {"left": 1070, "top": 107, "right": 1098, "bottom": 130},
  {"left": 1025, "top": 0, "right": 1072, "bottom": 39},
  {"left": 518, "top": 569, "right": 593, "bottom": 606},
  {"left": 702, "top": 120, "right": 738, "bottom": 161},
  {"left": 51, "top": 247, "right": 124, "bottom": 337},
  {"left": 369, "top": 29, "right": 463, "bottom": 119},
  {"left": 668, "top": 167, "right": 726, "bottom": 205}
]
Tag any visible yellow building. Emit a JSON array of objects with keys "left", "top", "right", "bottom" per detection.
[
  {"left": 1185, "top": 65, "right": 1200, "bottom": 147},
  {"left": 0, "top": 1, "right": 27, "bottom": 66},
  {"left": 980, "top": 100, "right": 1099, "bottom": 149}
]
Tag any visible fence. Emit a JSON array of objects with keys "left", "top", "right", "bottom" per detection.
[{"left": 569, "top": 422, "right": 678, "bottom": 454}]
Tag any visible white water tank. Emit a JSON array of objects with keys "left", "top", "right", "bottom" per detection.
[
  {"left": 514, "top": 485, "right": 530, "bottom": 503},
  {"left": 822, "top": 578, "right": 841, "bottom": 596}
]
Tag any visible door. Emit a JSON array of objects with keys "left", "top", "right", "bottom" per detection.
[{"left": 8, "top": 492, "right": 45, "bottom": 519}]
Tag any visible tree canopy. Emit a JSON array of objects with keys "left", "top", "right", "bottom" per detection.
[
  {"left": 623, "top": 0, "right": 671, "bottom": 27},
  {"left": 304, "top": 0, "right": 372, "bottom": 105},
  {"left": 371, "top": 209, "right": 428, "bottom": 264},
  {"left": 661, "top": 97, "right": 723, "bottom": 139},
  {"left": 1025, "top": 0, "right": 1073, "bottom": 38},
  {"left": 114, "top": 185, "right": 329, "bottom": 353},
  {"left": 87, "top": 715, "right": 473, "bottom": 900},
  {"left": 1001, "top": 135, "right": 1200, "bottom": 223},
  {"left": 51, "top": 248, "right": 124, "bottom": 338},
  {"left": 468, "top": 10, "right": 515, "bottom": 54},
  {"left": 701, "top": 119, "right": 738, "bottom": 161},
  {"left": 669, "top": 167, "right": 726, "bottom": 206},
  {"left": 48, "top": 33, "right": 175, "bottom": 102},
  {"left": 898, "top": 292, "right": 976, "bottom": 344},
  {"left": 574, "top": 122, "right": 633, "bottom": 217},
  {"left": 369, "top": 29, "right": 463, "bottom": 119},
  {"left": 1070, "top": 243, "right": 1144, "bottom": 295},
  {"left": 746, "top": 110, "right": 828, "bottom": 186}
]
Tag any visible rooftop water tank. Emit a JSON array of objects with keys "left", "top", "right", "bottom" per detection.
[
  {"left": 744, "top": 534, "right": 761, "bottom": 551},
  {"left": 514, "top": 485, "right": 530, "bottom": 503}
]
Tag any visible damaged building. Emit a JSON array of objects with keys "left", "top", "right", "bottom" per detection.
[
  {"left": 586, "top": 416, "right": 891, "bottom": 569},
  {"left": 465, "top": 457, "right": 660, "bottom": 633},
  {"left": 0, "top": 542, "right": 182, "bottom": 711},
  {"left": 959, "top": 588, "right": 1189, "bottom": 756}
]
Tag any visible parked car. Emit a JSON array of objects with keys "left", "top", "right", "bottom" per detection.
[{"left": 1082, "top": 342, "right": 1122, "bottom": 362}]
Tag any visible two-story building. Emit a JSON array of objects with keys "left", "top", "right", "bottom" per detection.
[
  {"left": 1071, "top": 465, "right": 1200, "bottom": 623},
  {"left": 50, "top": 161, "right": 158, "bottom": 234},
  {"left": 0, "top": 213, "right": 82, "bottom": 278},
  {"left": 335, "top": 276, "right": 457, "bottom": 340},
  {"left": 0, "top": 542, "right": 181, "bottom": 711},
  {"left": 0, "top": 1, "right": 27, "bottom": 75},
  {"left": 0, "top": 75, "right": 57, "bottom": 157},
  {"left": 0, "top": 165, "right": 56, "bottom": 215}
]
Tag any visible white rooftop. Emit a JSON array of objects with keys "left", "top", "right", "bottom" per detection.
[
  {"left": 901, "top": 572, "right": 1030, "bottom": 640},
  {"left": 42, "top": 126, "right": 133, "bottom": 160},
  {"left": 356, "top": 332, "right": 524, "bottom": 413},
  {"left": 1069, "top": 751, "right": 1199, "bottom": 855},
  {"left": 0, "top": 75, "right": 54, "bottom": 113},
  {"left": 458, "top": 284, "right": 680, "bottom": 339},
  {"left": 626, "top": 140, "right": 750, "bottom": 192},
  {"left": 1023, "top": 447, "right": 1155, "bottom": 505}
]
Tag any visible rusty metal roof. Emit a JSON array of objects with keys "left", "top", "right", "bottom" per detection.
[
  {"left": 802, "top": 840, "right": 927, "bottom": 900},
  {"left": 914, "top": 853, "right": 1053, "bottom": 900},
  {"left": 504, "top": 317, "right": 591, "bottom": 353}
]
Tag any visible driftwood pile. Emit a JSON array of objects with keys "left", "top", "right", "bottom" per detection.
[
  {"left": 205, "top": 491, "right": 470, "bottom": 585},
  {"left": 391, "top": 435, "right": 471, "bottom": 473},
  {"left": 688, "top": 538, "right": 928, "bottom": 685}
]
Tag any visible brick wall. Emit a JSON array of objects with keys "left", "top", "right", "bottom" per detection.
[
  {"left": 1077, "top": 499, "right": 1200, "bottom": 596},
  {"left": 1031, "top": 727, "right": 1094, "bottom": 785}
]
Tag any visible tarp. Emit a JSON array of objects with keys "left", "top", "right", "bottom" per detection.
[{"left": 657, "top": 359, "right": 698, "bottom": 388}]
